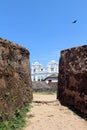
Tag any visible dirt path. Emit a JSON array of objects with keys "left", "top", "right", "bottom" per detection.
[{"left": 24, "top": 93, "right": 87, "bottom": 130}]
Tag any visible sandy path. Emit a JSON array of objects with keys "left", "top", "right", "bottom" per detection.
[{"left": 24, "top": 93, "right": 87, "bottom": 130}]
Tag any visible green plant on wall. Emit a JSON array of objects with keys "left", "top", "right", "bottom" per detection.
[{"left": 0, "top": 105, "right": 31, "bottom": 130}]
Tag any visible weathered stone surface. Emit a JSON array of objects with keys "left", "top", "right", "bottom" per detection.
[
  {"left": 33, "top": 81, "right": 57, "bottom": 92},
  {"left": 57, "top": 45, "right": 87, "bottom": 116},
  {"left": 0, "top": 38, "right": 33, "bottom": 120}
]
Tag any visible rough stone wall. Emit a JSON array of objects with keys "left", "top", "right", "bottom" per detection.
[
  {"left": 0, "top": 38, "right": 33, "bottom": 120},
  {"left": 33, "top": 81, "right": 57, "bottom": 92},
  {"left": 57, "top": 45, "right": 87, "bottom": 116}
]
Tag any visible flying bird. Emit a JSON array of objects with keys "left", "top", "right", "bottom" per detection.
[{"left": 72, "top": 20, "right": 77, "bottom": 23}]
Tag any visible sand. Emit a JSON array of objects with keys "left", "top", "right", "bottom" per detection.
[{"left": 23, "top": 93, "right": 87, "bottom": 130}]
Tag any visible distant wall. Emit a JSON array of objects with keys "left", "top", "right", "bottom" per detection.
[
  {"left": 33, "top": 81, "right": 57, "bottom": 92},
  {"left": 0, "top": 38, "right": 33, "bottom": 120},
  {"left": 57, "top": 45, "right": 87, "bottom": 116}
]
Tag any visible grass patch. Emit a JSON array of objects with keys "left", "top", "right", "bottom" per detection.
[{"left": 0, "top": 105, "right": 31, "bottom": 130}]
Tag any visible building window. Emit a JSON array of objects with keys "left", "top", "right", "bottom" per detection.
[
  {"left": 41, "top": 69, "right": 43, "bottom": 71},
  {"left": 51, "top": 68, "right": 54, "bottom": 71},
  {"left": 48, "top": 80, "right": 52, "bottom": 83},
  {"left": 33, "top": 69, "right": 36, "bottom": 73}
]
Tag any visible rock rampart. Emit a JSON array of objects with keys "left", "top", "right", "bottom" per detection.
[
  {"left": 57, "top": 45, "right": 87, "bottom": 116},
  {"left": 0, "top": 38, "right": 33, "bottom": 120}
]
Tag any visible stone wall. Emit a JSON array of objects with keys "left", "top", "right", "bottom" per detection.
[
  {"left": 57, "top": 45, "right": 87, "bottom": 116},
  {"left": 0, "top": 38, "right": 33, "bottom": 120},
  {"left": 33, "top": 81, "right": 57, "bottom": 92}
]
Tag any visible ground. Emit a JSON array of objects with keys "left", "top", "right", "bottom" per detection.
[{"left": 23, "top": 92, "right": 87, "bottom": 130}]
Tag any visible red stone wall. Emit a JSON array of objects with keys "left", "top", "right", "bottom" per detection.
[
  {"left": 57, "top": 45, "right": 87, "bottom": 116},
  {"left": 0, "top": 38, "right": 33, "bottom": 120}
]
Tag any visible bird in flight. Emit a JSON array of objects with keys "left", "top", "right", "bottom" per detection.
[{"left": 72, "top": 20, "right": 77, "bottom": 23}]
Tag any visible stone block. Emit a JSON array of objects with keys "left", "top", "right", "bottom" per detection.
[
  {"left": 0, "top": 38, "right": 33, "bottom": 120},
  {"left": 57, "top": 45, "right": 87, "bottom": 116}
]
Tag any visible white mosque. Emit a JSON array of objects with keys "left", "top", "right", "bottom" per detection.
[{"left": 31, "top": 60, "right": 58, "bottom": 81}]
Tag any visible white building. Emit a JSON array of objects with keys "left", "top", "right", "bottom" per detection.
[
  {"left": 31, "top": 60, "right": 58, "bottom": 81},
  {"left": 43, "top": 74, "right": 58, "bottom": 84}
]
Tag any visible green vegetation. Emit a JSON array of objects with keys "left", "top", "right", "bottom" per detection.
[{"left": 0, "top": 105, "right": 31, "bottom": 130}]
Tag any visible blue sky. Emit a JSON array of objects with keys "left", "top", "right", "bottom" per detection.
[{"left": 0, "top": 0, "right": 87, "bottom": 66}]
